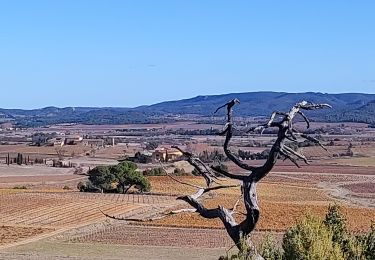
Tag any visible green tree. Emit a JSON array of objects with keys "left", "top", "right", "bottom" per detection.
[
  {"left": 323, "top": 204, "right": 353, "bottom": 257},
  {"left": 88, "top": 166, "right": 116, "bottom": 193},
  {"left": 87, "top": 161, "right": 150, "bottom": 194},
  {"left": 16, "top": 153, "right": 23, "bottom": 165},
  {"left": 112, "top": 161, "right": 150, "bottom": 193},
  {"left": 146, "top": 141, "right": 159, "bottom": 150}
]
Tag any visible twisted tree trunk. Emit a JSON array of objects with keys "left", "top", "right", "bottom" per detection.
[
  {"left": 102, "top": 99, "right": 331, "bottom": 258},
  {"left": 178, "top": 100, "right": 330, "bottom": 256}
]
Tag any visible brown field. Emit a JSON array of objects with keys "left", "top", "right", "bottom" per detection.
[
  {"left": 0, "top": 144, "right": 91, "bottom": 159},
  {"left": 300, "top": 146, "right": 349, "bottom": 158},
  {"left": 0, "top": 190, "right": 176, "bottom": 247},
  {"left": 0, "top": 226, "right": 52, "bottom": 246},
  {"left": 95, "top": 144, "right": 136, "bottom": 159},
  {"left": 0, "top": 164, "right": 86, "bottom": 190},
  {"left": 0, "top": 122, "right": 375, "bottom": 259},
  {"left": 146, "top": 175, "right": 375, "bottom": 232},
  {"left": 341, "top": 182, "right": 375, "bottom": 194},
  {"left": 327, "top": 156, "right": 375, "bottom": 167},
  {"left": 148, "top": 200, "right": 374, "bottom": 232},
  {"left": 36, "top": 122, "right": 223, "bottom": 132}
]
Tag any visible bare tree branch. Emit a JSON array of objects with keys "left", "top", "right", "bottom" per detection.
[
  {"left": 103, "top": 99, "right": 331, "bottom": 257},
  {"left": 171, "top": 145, "right": 220, "bottom": 186},
  {"left": 214, "top": 99, "right": 257, "bottom": 172}
]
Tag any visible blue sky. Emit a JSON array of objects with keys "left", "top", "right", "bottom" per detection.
[{"left": 0, "top": 1, "right": 374, "bottom": 109}]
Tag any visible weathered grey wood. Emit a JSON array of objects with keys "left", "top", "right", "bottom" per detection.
[
  {"left": 174, "top": 100, "right": 331, "bottom": 256},
  {"left": 101, "top": 99, "right": 331, "bottom": 259}
]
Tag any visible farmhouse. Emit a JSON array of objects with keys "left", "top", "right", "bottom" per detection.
[{"left": 152, "top": 147, "right": 183, "bottom": 162}]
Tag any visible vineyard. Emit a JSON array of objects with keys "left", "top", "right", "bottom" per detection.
[
  {"left": 0, "top": 190, "right": 177, "bottom": 247},
  {"left": 67, "top": 225, "right": 236, "bottom": 248},
  {"left": 41, "top": 174, "right": 375, "bottom": 249},
  {"left": 1, "top": 149, "right": 375, "bottom": 256},
  {"left": 144, "top": 175, "right": 375, "bottom": 232}
]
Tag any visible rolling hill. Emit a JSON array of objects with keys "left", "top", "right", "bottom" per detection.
[{"left": 1, "top": 92, "right": 375, "bottom": 127}]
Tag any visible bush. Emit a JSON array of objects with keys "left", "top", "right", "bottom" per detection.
[
  {"left": 77, "top": 181, "right": 99, "bottom": 192},
  {"left": 63, "top": 185, "right": 71, "bottom": 190},
  {"left": 282, "top": 214, "right": 344, "bottom": 260},
  {"left": 323, "top": 204, "right": 354, "bottom": 257},
  {"left": 13, "top": 185, "right": 27, "bottom": 189},
  {"left": 143, "top": 167, "right": 166, "bottom": 176},
  {"left": 173, "top": 167, "right": 189, "bottom": 176},
  {"left": 220, "top": 206, "right": 374, "bottom": 260},
  {"left": 258, "top": 234, "right": 283, "bottom": 260},
  {"left": 219, "top": 237, "right": 257, "bottom": 260},
  {"left": 77, "top": 181, "right": 86, "bottom": 192},
  {"left": 282, "top": 206, "right": 375, "bottom": 260},
  {"left": 74, "top": 166, "right": 84, "bottom": 175},
  {"left": 363, "top": 223, "right": 375, "bottom": 259}
]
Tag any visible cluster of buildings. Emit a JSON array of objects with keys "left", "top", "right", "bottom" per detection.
[{"left": 34, "top": 134, "right": 105, "bottom": 148}]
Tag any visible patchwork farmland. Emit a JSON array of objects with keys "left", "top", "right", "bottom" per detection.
[{"left": 0, "top": 121, "right": 375, "bottom": 259}]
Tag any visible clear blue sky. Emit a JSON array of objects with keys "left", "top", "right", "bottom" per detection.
[{"left": 0, "top": 1, "right": 374, "bottom": 109}]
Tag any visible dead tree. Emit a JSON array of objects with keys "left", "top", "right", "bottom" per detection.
[{"left": 102, "top": 99, "right": 331, "bottom": 257}]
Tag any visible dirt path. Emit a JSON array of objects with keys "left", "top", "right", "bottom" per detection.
[
  {"left": 271, "top": 171, "right": 375, "bottom": 208},
  {"left": 317, "top": 181, "right": 375, "bottom": 208}
]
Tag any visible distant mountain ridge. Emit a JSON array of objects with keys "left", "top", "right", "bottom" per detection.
[
  {"left": 1, "top": 92, "right": 375, "bottom": 127},
  {"left": 138, "top": 92, "right": 375, "bottom": 117}
]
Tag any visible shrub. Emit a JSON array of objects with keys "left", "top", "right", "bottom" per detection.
[
  {"left": 77, "top": 181, "right": 99, "bottom": 192},
  {"left": 74, "top": 166, "right": 84, "bottom": 175},
  {"left": 219, "top": 237, "right": 258, "bottom": 260},
  {"left": 323, "top": 204, "right": 354, "bottom": 257},
  {"left": 77, "top": 181, "right": 86, "bottom": 192},
  {"left": 364, "top": 223, "right": 375, "bottom": 259},
  {"left": 13, "top": 185, "right": 27, "bottom": 189},
  {"left": 143, "top": 167, "right": 166, "bottom": 176},
  {"left": 173, "top": 167, "right": 189, "bottom": 176},
  {"left": 258, "top": 234, "right": 283, "bottom": 260},
  {"left": 282, "top": 214, "right": 344, "bottom": 260},
  {"left": 63, "top": 185, "right": 71, "bottom": 190}
]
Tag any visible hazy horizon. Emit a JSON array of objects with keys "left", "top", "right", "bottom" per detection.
[{"left": 1, "top": 90, "right": 375, "bottom": 110}]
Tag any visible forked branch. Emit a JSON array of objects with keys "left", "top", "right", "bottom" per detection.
[{"left": 102, "top": 99, "right": 331, "bottom": 257}]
